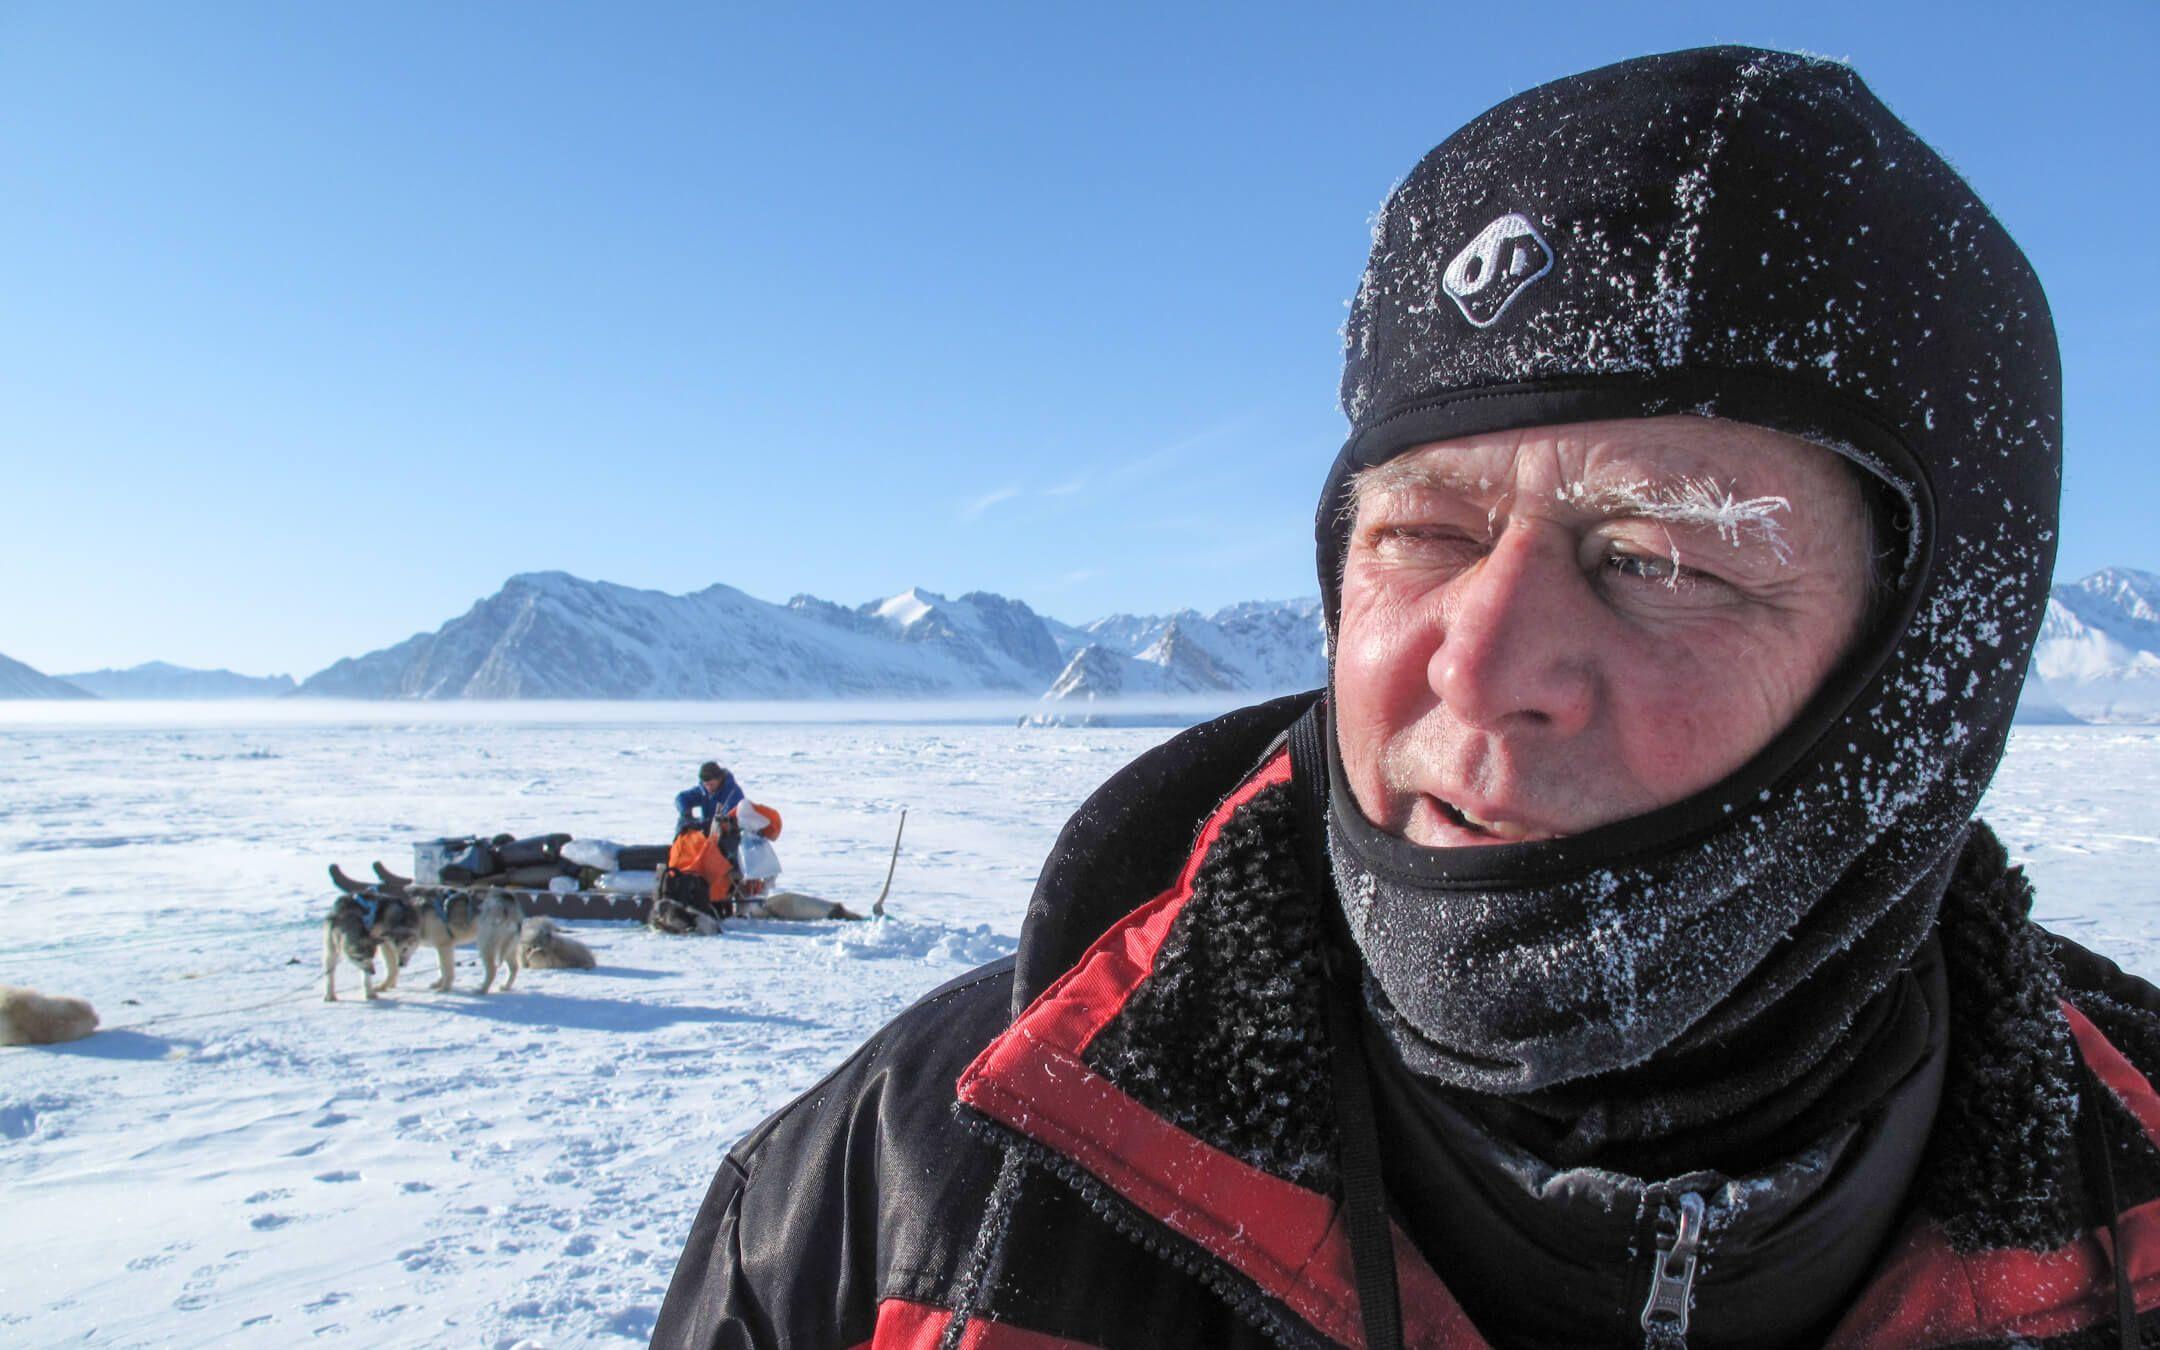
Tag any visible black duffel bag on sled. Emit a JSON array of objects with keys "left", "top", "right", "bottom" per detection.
[
  {"left": 496, "top": 833, "right": 572, "bottom": 868},
  {"left": 440, "top": 837, "right": 500, "bottom": 883}
]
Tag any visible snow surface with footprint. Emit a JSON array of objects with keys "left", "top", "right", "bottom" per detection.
[{"left": 3, "top": 702, "right": 2158, "bottom": 1347}]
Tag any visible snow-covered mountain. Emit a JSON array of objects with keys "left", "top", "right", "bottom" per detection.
[
  {"left": 59, "top": 661, "right": 296, "bottom": 700},
  {"left": 2035, "top": 568, "right": 2160, "bottom": 722},
  {"left": 0, "top": 652, "right": 94, "bottom": 699},
  {"left": 292, "top": 573, "right": 1326, "bottom": 701},
  {"left": 1044, "top": 598, "right": 1327, "bottom": 699},
  {"left": 299, "top": 573, "right": 1073, "bottom": 699},
  {"left": 789, "top": 587, "right": 1064, "bottom": 689}
]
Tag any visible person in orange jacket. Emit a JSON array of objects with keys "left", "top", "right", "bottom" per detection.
[{"left": 667, "top": 803, "right": 782, "bottom": 911}]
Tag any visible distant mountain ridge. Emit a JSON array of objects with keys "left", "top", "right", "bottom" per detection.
[
  {"left": 295, "top": 572, "right": 1316, "bottom": 701},
  {"left": 61, "top": 661, "right": 295, "bottom": 700},
  {"left": 1046, "top": 599, "right": 1328, "bottom": 698}
]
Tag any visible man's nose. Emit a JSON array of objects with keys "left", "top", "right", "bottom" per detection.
[{"left": 1429, "top": 524, "right": 1597, "bottom": 735}]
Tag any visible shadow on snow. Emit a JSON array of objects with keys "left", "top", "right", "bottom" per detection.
[
  {"left": 34, "top": 1029, "right": 189, "bottom": 1061},
  {"left": 421, "top": 988, "right": 819, "bottom": 1034}
]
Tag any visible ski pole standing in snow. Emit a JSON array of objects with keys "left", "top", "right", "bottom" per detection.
[{"left": 870, "top": 809, "right": 905, "bottom": 919}]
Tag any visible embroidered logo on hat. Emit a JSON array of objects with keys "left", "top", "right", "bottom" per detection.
[{"left": 1441, "top": 213, "right": 1554, "bottom": 327}]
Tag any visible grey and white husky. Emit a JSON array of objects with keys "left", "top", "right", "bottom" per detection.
[
  {"left": 323, "top": 888, "right": 419, "bottom": 1002},
  {"left": 410, "top": 888, "right": 524, "bottom": 993}
]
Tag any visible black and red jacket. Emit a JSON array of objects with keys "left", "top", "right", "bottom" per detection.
[{"left": 654, "top": 695, "right": 2160, "bottom": 1349}]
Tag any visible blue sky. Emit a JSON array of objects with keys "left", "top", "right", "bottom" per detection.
[{"left": 2, "top": 2, "right": 2153, "bottom": 678}]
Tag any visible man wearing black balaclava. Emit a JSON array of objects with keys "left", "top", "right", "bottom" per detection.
[{"left": 655, "top": 48, "right": 2160, "bottom": 1350}]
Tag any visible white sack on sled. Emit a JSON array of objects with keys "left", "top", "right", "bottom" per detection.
[
  {"left": 561, "top": 838, "right": 623, "bottom": 870},
  {"left": 595, "top": 869, "right": 658, "bottom": 893},
  {"left": 738, "top": 833, "right": 782, "bottom": 883}
]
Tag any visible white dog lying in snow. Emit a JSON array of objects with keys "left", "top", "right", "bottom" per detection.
[
  {"left": 1, "top": 986, "right": 99, "bottom": 1045},
  {"left": 518, "top": 917, "right": 596, "bottom": 970}
]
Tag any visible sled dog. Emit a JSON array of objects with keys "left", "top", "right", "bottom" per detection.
[
  {"left": 742, "top": 890, "right": 867, "bottom": 922},
  {"left": 518, "top": 916, "right": 596, "bottom": 970},
  {"left": 650, "top": 893, "right": 723, "bottom": 936},
  {"left": 322, "top": 866, "right": 430, "bottom": 1001},
  {"left": 321, "top": 889, "right": 414, "bottom": 993},
  {"left": 0, "top": 985, "right": 99, "bottom": 1045},
  {"left": 415, "top": 889, "right": 524, "bottom": 993}
]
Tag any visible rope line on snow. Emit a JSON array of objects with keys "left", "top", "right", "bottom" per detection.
[
  {"left": 97, "top": 971, "right": 329, "bottom": 1036},
  {"left": 0, "top": 916, "right": 319, "bottom": 964}
]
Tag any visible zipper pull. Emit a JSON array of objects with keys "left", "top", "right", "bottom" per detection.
[{"left": 1639, "top": 1190, "right": 1706, "bottom": 1343}]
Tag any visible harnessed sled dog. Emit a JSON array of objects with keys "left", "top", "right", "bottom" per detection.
[
  {"left": 322, "top": 881, "right": 420, "bottom": 1002},
  {"left": 330, "top": 865, "right": 522, "bottom": 996}
]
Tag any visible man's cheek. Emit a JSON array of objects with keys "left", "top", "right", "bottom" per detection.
[
  {"left": 1339, "top": 588, "right": 1440, "bottom": 684},
  {"left": 1617, "top": 680, "right": 1759, "bottom": 800},
  {"left": 1336, "top": 642, "right": 1438, "bottom": 746}
]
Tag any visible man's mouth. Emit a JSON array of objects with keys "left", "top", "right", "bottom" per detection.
[{"left": 1428, "top": 794, "right": 1545, "bottom": 843}]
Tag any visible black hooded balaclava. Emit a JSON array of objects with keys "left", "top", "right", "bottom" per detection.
[{"left": 1315, "top": 47, "right": 2060, "bottom": 1159}]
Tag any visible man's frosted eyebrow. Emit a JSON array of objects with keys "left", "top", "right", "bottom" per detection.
[
  {"left": 1558, "top": 477, "right": 1794, "bottom": 562},
  {"left": 1347, "top": 461, "right": 1796, "bottom": 562}
]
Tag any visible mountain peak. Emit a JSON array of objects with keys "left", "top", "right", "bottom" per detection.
[
  {"left": 2074, "top": 568, "right": 2160, "bottom": 626},
  {"left": 2038, "top": 569, "right": 2160, "bottom": 720},
  {"left": 872, "top": 587, "right": 948, "bottom": 628}
]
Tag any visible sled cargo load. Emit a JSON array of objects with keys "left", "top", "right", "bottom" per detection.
[
  {"left": 329, "top": 810, "right": 904, "bottom": 927},
  {"left": 400, "top": 832, "right": 666, "bottom": 922}
]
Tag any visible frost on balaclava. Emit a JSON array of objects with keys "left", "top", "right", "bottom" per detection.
[{"left": 1313, "top": 48, "right": 2060, "bottom": 1157}]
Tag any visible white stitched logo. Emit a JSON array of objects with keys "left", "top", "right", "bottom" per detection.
[{"left": 1441, "top": 213, "right": 1554, "bottom": 328}]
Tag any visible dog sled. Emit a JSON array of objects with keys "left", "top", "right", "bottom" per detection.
[{"left": 327, "top": 812, "right": 905, "bottom": 930}]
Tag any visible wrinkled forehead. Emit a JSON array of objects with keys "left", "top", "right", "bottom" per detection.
[{"left": 1354, "top": 415, "right": 1866, "bottom": 507}]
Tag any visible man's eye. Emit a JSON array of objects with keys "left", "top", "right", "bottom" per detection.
[
  {"left": 1368, "top": 525, "right": 1482, "bottom": 556},
  {"left": 1598, "top": 547, "right": 1729, "bottom": 601},
  {"left": 1604, "top": 550, "right": 1680, "bottom": 584}
]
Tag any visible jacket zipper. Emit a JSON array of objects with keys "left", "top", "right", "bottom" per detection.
[{"left": 1638, "top": 1190, "right": 1706, "bottom": 1346}]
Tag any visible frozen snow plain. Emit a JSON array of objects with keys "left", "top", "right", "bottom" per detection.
[{"left": 3, "top": 701, "right": 2158, "bottom": 1348}]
